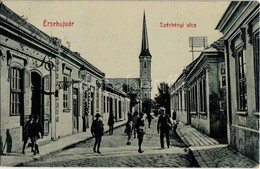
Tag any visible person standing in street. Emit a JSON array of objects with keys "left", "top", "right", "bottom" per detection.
[
  {"left": 31, "top": 115, "right": 42, "bottom": 155},
  {"left": 132, "top": 111, "right": 138, "bottom": 139},
  {"left": 125, "top": 119, "right": 133, "bottom": 145},
  {"left": 136, "top": 112, "right": 145, "bottom": 153},
  {"left": 127, "top": 111, "right": 133, "bottom": 122},
  {"left": 146, "top": 113, "right": 154, "bottom": 128},
  {"left": 22, "top": 115, "right": 34, "bottom": 154},
  {"left": 108, "top": 113, "right": 115, "bottom": 135},
  {"left": 91, "top": 113, "right": 104, "bottom": 154},
  {"left": 157, "top": 107, "right": 172, "bottom": 149}
]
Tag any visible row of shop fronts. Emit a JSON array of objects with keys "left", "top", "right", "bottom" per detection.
[
  {"left": 170, "top": 1, "right": 259, "bottom": 162},
  {"left": 0, "top": 3, "right": 130, "bottom": 154}
]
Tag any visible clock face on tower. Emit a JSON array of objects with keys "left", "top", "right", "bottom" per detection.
[{"left": 142, "top": 80, "right": 150, "bottom": 87}]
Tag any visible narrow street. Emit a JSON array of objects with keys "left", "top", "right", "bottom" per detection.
[{"left": 23, "top": 117, "right": 197, "bottom": 167}]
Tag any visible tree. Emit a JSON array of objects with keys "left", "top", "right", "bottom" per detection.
[
  {"left": 154, "top": 82, "right": 171, "bottom": 116},
  {"left": 142, "top": 98, "right": 154, "bottom": 114}
]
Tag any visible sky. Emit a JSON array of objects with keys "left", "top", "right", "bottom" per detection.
[{"left": 3, "top": 0, "right": 230, "bottom": 98}]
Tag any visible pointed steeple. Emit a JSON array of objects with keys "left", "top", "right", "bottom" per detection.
[{"left": 140, "top": 11, "right": 152, "bottom": 58}]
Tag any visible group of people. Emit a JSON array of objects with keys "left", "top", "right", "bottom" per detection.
[
  {"left": 22, "top": 108, "right": 176, "bottom": 155},
  {"left": 124, "top": 111, "right": 146, "bottom": 153},
  {"left": 22, "top": 114, "right": 43, "bottom": 155},
  {"left": 124, "top": 107, "right": 175, "bottom": 153}
]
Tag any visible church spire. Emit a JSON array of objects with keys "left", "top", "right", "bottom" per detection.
[{"left": 140, "top": 11, "right": 152, "bottom": 58}]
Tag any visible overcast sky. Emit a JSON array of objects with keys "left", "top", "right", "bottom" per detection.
[{"left": 3, "top": 0, "right": 229, "bottom": 98}]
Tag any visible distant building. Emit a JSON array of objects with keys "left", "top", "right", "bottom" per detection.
[
  {"left": 216, "top": 1, "right": 259, "bottom": 162},
  {"left": 170, "top": 38, "right": 227, "bottom": 140},
  {"left": 107, "top": 12, "right": 152, "bottom": 112}
]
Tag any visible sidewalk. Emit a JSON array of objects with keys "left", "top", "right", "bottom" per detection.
[
  {"left": 0, "top": 120, "right": 127, "bottom": 167},
  {"left": 176, "top": 122, "right": 259, "bottom": 168}
]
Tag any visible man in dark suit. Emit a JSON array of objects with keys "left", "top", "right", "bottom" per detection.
[
  {"left": 91, "top": 113, "right": 104, "bottom": 154},
  {"left": 22, "top": 115, "right": 34, "bottom": 154},
  {"left": 136, "top": 112, "right": 145, "bottom": 153},
  {"left": 157, "top": 107, "right": 172, "bottom": 149}
]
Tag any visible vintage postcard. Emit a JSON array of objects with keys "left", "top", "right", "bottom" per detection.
[{"left": 0, "top": 0, "right": 259, "bottom": 168}]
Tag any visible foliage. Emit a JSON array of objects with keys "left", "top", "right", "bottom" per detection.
[
  {"left": 142, "top": 98, "right": 154, "bottom": 113},
  {"left": 154, "top": 82, "right": 171, "bottom": 116}
]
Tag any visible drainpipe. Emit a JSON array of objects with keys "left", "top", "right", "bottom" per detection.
[{"left": 224, "top": 40, "right": 231, "bottom": 145}]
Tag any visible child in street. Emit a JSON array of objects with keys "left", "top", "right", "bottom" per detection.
[
  {"left": 91, "top": 113, "right": 104, "bottom": 154},
  {"left": 125, "top": 119, "right": 133, "bottom": 145}
]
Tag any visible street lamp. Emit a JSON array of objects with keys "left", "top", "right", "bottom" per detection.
[{"left": 79, "top": 65, "right": 87, "bottom": 79}]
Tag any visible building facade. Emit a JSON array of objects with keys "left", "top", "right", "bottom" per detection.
[
  {"left": 216, "top": 1, "right": 259, "bottom": 162},
  {"left": 170, "top": 41, "right": 227, "bottom": 139},
  {"left": 185, "top": 46, "right": 227, "bottom": 138},
  {"left": 0, "top": 3, "right": 130, "bottom": 154}
]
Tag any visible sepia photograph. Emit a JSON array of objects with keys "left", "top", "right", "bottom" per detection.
[{"left": 0, "top": 0, "right": 259, "bottom": 168}]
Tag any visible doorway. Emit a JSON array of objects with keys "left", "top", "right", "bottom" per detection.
[
  {"left": 31, "top": 72, "right": 44, "bottom": 135},
  {"left": 73, "top": 88, "right": 79, "bottom": 132}
]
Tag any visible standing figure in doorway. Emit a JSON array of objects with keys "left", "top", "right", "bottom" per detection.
[
  {"left": 136, "top": 112, "right": 145, "bottom": 153},
  {"left": 91, "top": 113, "right": 104, "bottom": 154},
  {"left": 22, "top": 115, "right": 34, "bottom": 154},
  {"left": 108, "top": 113, "right": 115, "bottom": 135},
  {"left": 157, "top": 107, "right": 172, "bottom": 149}
]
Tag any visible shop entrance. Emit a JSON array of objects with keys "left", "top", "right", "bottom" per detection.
[{"left": 31, "top": 72, "right": 44, "bottom": 135}]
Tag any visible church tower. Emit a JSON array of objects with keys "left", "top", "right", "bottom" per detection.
[{"left": 139, "top": 11, "right": 152, "bottom": 100}]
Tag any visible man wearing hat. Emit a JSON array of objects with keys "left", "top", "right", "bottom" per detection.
[
  {"left": 136, "top": 112, "right": 145, "bottom": 153},
  {"left": 157, "top": 107, "right": 172, "bottom": 149},
  {"left": 22, "top": 114, "right": 34, "bottom": 154},
  {"left": 91, "top": 113, "right": 104, "bottom": 154}
]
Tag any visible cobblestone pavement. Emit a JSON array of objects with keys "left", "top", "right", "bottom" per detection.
[
  {"left": 23, "top": 118, "right": 195, "bottom": 167},
  {"left": 177, "top": 123, "right": 259, "bottom": 168}
]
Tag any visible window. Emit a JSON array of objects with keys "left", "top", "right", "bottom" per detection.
[
  {"left": 253, "top": 33, "right": 259, "bottom": 112},
  {"left": 83, "top": 91, "right": 88, "bottom": 115},
  {"left": 103, "top": 96, "right": 106, "bottom": 113},
  {"left": 199, "top": 71, "right": 206, "bottom": 112},
  {"left": 180, "top": 88, "right": 183, "bottom": 110},
  {"left": 63, "top": 75, "right": 69, "bottom": 109},
  {"left": 177, "top": 93, "right": 179, "bottom": 111},
  {"left": 184, "top": 92, "right": 187, "bottom": 111},
  {"left": 10, "top": 67, "right": 23, "bottom": 115},
  {"left": 190, "top": 83, "right": 197, "bottom": 112},
  {"left": 143, "top": 61, "right": 147, "bottom": 68},
  {"left": 236, "top": 49, "right": 247, "bottom": 111},
  {"left": 96, "top": 90, "right": 99, "bottom": 110},
  {"left": 107, "top": 96, "right": 109, "bottom": 113},
  {"left": 62, "top": 65, "right": 72, "bottom": 111}
]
